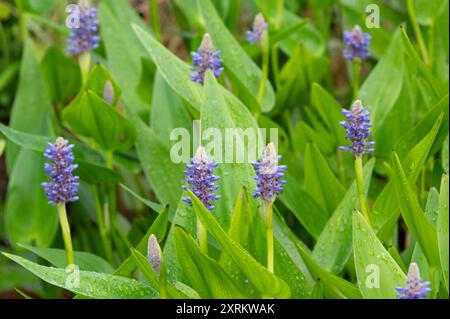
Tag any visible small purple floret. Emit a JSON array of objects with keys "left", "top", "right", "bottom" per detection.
[
  {"left": 339, "top": 100, "right": 375, "bottom": 157},
  {"left": 246, "top": 13, "right": 269, "bottom": 44},
  {"left": 396, "top": 263, "right": 431, "bottom": 299},
  {"left": 67, "top": 5, "right": 100, "bottom": 55},
  {"left": 343, "top": 25, "right": 371, "bottom": 61},
  {"left": 182, "top": 147, "right": 220, "bottom": 211},
  {"left": 190, "top": 34, "right": 224, "bottom": 84},
  {"left": 41, "top": 137, "right": 80, "bottom": 205},
  {"left": 252, "top": 143, "right": 286, "bottom": 203}
]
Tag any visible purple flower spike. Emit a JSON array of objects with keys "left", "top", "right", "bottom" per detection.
[
  {"left": 339, "top": 100, "right": 375, "bottom": 157},
  {"left": 41, "top": 137, "right": 80, "bottom": 206},
  {"left": 182, "top": 147, "right": 220, "bottom": 211},
  {"left": 246, "top": 13, "right": 269, "bottom": 44},
  {"left": 67, "top": 4, "right": 100, "bottom": 55},
  {"left": 190, "top": 33, "right": 224, "bottom": 84},
  {"left": 343, "top": 25, "right": 371, "bottom": 61},
  {"left": 252, "top": 143, "right": 286, "bottom": 204},
  {"left": 396, "top": 263, "right": 431, "bottom": 299}
]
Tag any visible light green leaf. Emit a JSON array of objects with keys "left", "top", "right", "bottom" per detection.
[
  {"left": 188, "top": 190, "right": 291, "bottom": 298},
  {"left": 19, "top": 244, "right": 114, "bottom": 274},
  {"left": 304, "top": 142, "right": 346, "bottom": 214},
  {"left": 438, "top": 174, "right": 449, "bottom": 293},
  {"left": 3, "top": 253, "right": 158, "bottom": 299},
  {"left": 173, "top": 227, "right": 247, "bottom": 298},
  {"left": 313, "top": 158, "right": 375, "bottom": 274},
  {"left": 353, "top": 212, "right": 406, "bottom": 299},
  {"left": 391, "top": 151, "right": 440, "bottom": 267}
]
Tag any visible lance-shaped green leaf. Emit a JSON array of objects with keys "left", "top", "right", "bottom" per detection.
[
  {"left": 373, "top": 113, "right": 444, "bottom": 239},
  {"left": 201, "top": 71, "right": 260, "bottom": 227},
  {"left": 391, "top": 151, "right": 440, "bottom": 267},
  {"left": 173, "top": 227, "right": 247, "bottom": 298},
  {"left": 3, "top": 253, "right": 158, "bottom": 299},
  {"left": 304, "top": 142, "right": 346, "bottom": 214},
  {"left": 438, "top": 174, "right": 449, "bottom": 293},
  {"left": 313, "top": 158, "right": 375, "bottom": 275},
  {"left": 295, "top": 241, "right": 361, "bottom": 299},
  {"left": 63, "top": 90, "right": 136, "bottom": 152},
  {"left": 197, "top": 0, "right": 275, "bottom": 112},
  {"left": 19, "top": 244, "right": 114, "bottom": 274},
  {"left": 353, "top": 211, "right": 406, "bottom": 299},
  {"left": 187, "top": 190, "right": 291, "bottom": 298}
]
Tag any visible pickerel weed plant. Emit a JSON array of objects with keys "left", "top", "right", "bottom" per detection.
[{"left": 0, "top": 0, "right": 448, "bottom": 302}]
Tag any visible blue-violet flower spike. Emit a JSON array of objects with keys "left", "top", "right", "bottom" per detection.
[
  {"left": 42, "top": 137, "right": 80, "bottom": 206},
  {"left": 339, "top": 100, "right": 375, "bottom": 157},
  {"left": 190, "top": 33, "right": 224, "bottom": 84},
  {"left": 246, "top": 13, "right": 269, "bottom": 44},
  {"left": 343, "top": 25, "right": 371, "bottom": 61},
  {"left": 147, "top": 234, "right": 162, "bottom": 275},
  {"left": 396, "top": 263, "right": 431, "bottom": 299},
  {"left": 252, "top": 143, "right": 286, "bottom": 204},
  {"left": 182, "top": 146, "right": 220, "bottom": 210},
  {"left": 67, "top": 3, "right": 100, "bottom": 55}
]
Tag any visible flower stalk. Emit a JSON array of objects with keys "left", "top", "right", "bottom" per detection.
[{"left": 57, "top": 204, "right": 75, "bottom": 266}]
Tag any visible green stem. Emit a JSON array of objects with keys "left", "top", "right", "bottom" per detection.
[
  {"left": 57, "top": 204, "right": 75, "bottom": 266},
  {"left": 271, "top": 46, "right": 281, "bottom": 89},
  {"left": 159, "top": 259, "right": 168, "bottom": 299},
  {"left": 352, "top": 58, "right": 361, "bottom": 99},
  {"left": 79, "top": 52, "right": 91, "bottom": 85},
  {"left": 92, "top": 186, "right": 113, "bottom": 261},
  {"left": 150, "top": 0, "right": 161, "bottom": 41},
  {"left": 406, "top": 0, "right": 431, "bottom": 65},
  {"left": 257, "top": 32, "right": 270, "bottom": 104},
  {"left": 265, "top": 201, "right": 274, "bottom": 273},
  {"left": 197, "top": 217, "right": 208, "bottom": 255},
  {"left": 355, "top": 156, "right": 370, "bottom": 223},
  {"left": 275, "top": 0, "right": 284, "bottom": 29}
]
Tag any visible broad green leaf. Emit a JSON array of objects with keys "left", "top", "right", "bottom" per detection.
[
  {"left": 391, "top": 151, "right": 440, "bottom": 267},
  {"left": 3, "top": 253, "right": 157, "bottom": 299},
  {"left": 6, "top": 41, "right": 55, "bottom": 171},
  {"left": 311, "top": 83, "right": 346, "bottom": 148},
  {"left": 353, "top": 211, "right": 406, "bottom": 299},
  {"left": 134, "top": 120, "right": 184, "bottom": 209},
  {"left": 19, "top": 244, "right": 114, "bottom": 274},
  {"left": 150, "top": 71, "right": 192, "bottom": 147},
  {"left": 41, "top": 46, "right": 81, "bottom": 104},
  {"left": 84, "top": 64, "right": 122, "bottom": 106},
  {"left": 198, "top": 0, "right": 275, "bottom": 112},
  {"left": 201, "top": 71, "right": 260, "bottom": 227},
  {"left": 313, "top": 158, "right": 375, "bottom": 275},
  {"left": 173, "top": 227, "right": 247, "bottom": 298},
  {"left": 115, "top": 205, "right": 169, "bottom": 277},
  {"left": 360, "top": 29, "right": 404, "bottom": 136},
  {"left": 279, "top": 174, "right": 328, "bottom": 239},
  {"left": 373, "top": 113, "right": 444, "bottom": 238},
  {"left": 396, "top": 95, "right": 449, "bottom": 160},
  {"left": 163, "top": 199, "right": 195, "bottom": 283},
  {"left": 273, "top": 213, "right": 315, "bottom": 298},
  {"left": 438, "top": 174, "right": 449, "bottom": 293},
  {"left": 62, "top": 90, "right": 137, "bottom": 152},
  {"left": 295, "top": 240, "right": 361, "bottom": 299},
  {"left": 400, "top": 27, "right": 446, "bottom": 99},
  {"left": 130, "top": 249, "right": 189, "bottom": 299},
  {"left": 188, "top": 191, "right": 291, "bottom": 298},
  {"left": 304, "top": 142, "right": 346, "bottom": 214},
  {"left": 414, "top": 0, "right": 447, "bottom": 25},
  {"left": 119, "top": 184, "right": 164, "bottom": 214}
]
